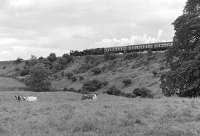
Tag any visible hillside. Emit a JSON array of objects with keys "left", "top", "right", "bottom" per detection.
[
  {"left": 51, "top": 52, "right": 168, "bottom": 96},
  {"left": 0, "top": 52, "right": 168, "bottom": 96}
]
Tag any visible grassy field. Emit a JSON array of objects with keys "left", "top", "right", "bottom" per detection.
[
  {"left": 0, "top": 55, "right": 199, "bottom": 136},
  {"left": 0, "top": 91, "right": 199, "bottom": 136}
]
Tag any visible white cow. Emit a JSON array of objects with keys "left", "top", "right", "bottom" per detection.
[
  {"left": 81, "top": 93, "right": 97, "bottom": 100},
  {"left": 24, "top": 96, "right": 38, "bottom": 102}
]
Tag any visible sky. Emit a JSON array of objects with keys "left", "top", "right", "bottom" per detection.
[{"left": 0, "top": 0, "right": 187, "bottom": 60}]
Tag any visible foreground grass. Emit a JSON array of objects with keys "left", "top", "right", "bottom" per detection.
[{"left": 0, "top": 91, "right": 200, "bottom": 136}]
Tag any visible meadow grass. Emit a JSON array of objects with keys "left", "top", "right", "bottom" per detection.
[{"left": 0, "top": 92, "right": 199, "bottom": 136}]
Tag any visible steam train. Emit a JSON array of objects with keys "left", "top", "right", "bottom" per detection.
[{"left": 70, "top": 41, "right": 173, "bottom": 56}]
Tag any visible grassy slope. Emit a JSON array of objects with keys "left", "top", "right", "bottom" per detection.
[
  {"left": 0, "top": 61, "right": 25, "bottom": 77},
  {"left": 0, "top": 91, "right": 199, "bottom": 136},
  {"left": 52, "top": 52, "right": 168, "bottom": 96},
  {"left": 0, "top": 53, "right": 198, "bottom": 135}
]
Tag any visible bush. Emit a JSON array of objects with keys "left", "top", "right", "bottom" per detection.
[
  {"left": 81, "top": 80, "right": 104, "bottom": 93},
  {"left": 66, "top": 72, "right": 74, "bottom": 79},
  {"left": 160, "top": 66, "right": 165, "bottom": 71},
  {"left": 91, "top": 68, "right": 101, "bottom": 75},
  {"left": 104, "top": 53, "right": 116, "bottom": 60},
  {"left": 15, "top": 68, "right": 20, "bottom": 71},
  {"left": 25, "top": 63, "right": 51, "bottom": 91},
  {"left": 85, "top": 55, "right": 96, "bottom": 64},
  {"left": 124, "top": 53, "right": 138, "bottom": 60},
  {"left": 78, "top": 64, "right": 92, "bottom": 73},
  {"left": 152, "top": 70, "right": 158, "bottom": 77},
  {"left": 61, "top": 71, "right": 65, "bottom": 77},
  {"left": 63, "top": 88, "right": 78, "bottom": 92},
  {"left": 20, "top": 69, "right": 29, "bottom": 76},
  {"left": 122, "top": 93, "right": 136, "bottom": 98},
  {"left": 147, "top": 49, "right": 153, "bottom": 56},
  {"left": 60, "top": 53, "right": 73, "bottom": 65},
  {"left": 133, "top": 88, "right": 153, "bottom": 98},
  {"left": 53, "top": 74, "right": 58, "bottom": 79},
  {"left": 2, "top": 66, "right": 6, "bottom": 69},
  {"left": 79, "top": 76, "right": 84, "bottom": 81},
  {"left": 15, "top": 58, "right": 23, "bottom": 64},
  {"left": 71, "top": 76, "right": 77, "bottom": 82},
  {"left": 52, "top": 62, "right": 64, "bottom": 72},
  {"left": 47, "top": 53, "right": 57, "bottom": 62},
  {"left": 102, "top": 81, "right": 108, "bottom": 86},
  {"left": 106, "top": 86, "right": 122, "bottom": 96},
  {"left": 122, "top": 79, "right": 132, "bottom": 86}
]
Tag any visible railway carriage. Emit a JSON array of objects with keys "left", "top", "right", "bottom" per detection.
[{"left": 70, "top": 42, "right": 173, "bottom": 56}]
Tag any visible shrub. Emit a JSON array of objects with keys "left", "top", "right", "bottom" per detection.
[
  {"left": 20, "top": 69, "right": 29, "bottom": 76},
  {"left": 104, "top": 53, "right": 116, "bottom": 60},
  {"left": 106, "top": 86, "right": 122, "bottom": 96},
  {"left": 25, "top": 63, "right": 51, "bottom": 91},
  {"left": 78, "top": 64, "right": 92, "bottom": 73},
  {"left": 122, "top": 79, "right": 132, "bottom": 86},
  {"left": 147, "top": 49, "right": 153, "bottom": 56},
  {"left": 52, "top": 62, "right": 64, "bottom": 72},
  {"left": 14, "top": 57, "right": 23, "bottom": 64},
  {"left": 61, "top": 71, "right": 65, "bottom": 77},
  {"left": 79, "top": 76, "right": 84, "bottom": 81},
  {"left": 60, "top": 53, "right": 73, "bottom": 65},
  {"left": 122, "top": 93, "right": 136, "bottom": 98},
  {"left": 124, "top": 53, "right": 138, "bottom": 60},
  {"left": 91, "top": 68, "right": 101, "bottom": 75},
  {"left": 133, "top": 88, "right": 153, "bottom": 98},
  {"left": 63, "top": 88, "right": 77, "bottom": 92},
  {"left": 47, "top": 53, "right": 57, "bottom": 62},
  {"left": 2, "top": 66, "right": 6, "bottom": 69},
  {"left": 85, "top": 55, "right": 96, "bottom": 64},
  {"left": 102, "top": 81, "right": 108, "bottom": 86},
  {"left": 71, "top": 76, "right": 77, "bottom": 82},
  {"left": 81, "top": 80, "right": 104, "bottom": 93},
  {"left": 152, "top": 70, "right": 158, "bottom": 77},
  {"left": 66, "top": 72, "right": 74, "bottom": 79},
  {"left": 15, "top": 68, "right": 20, "bottom": 71},
  {"left": 53, "top": 74, "right": 58, "bottom": 79},
  {"left": 160, "top": 66, "right": 165, "bottom": 71}
]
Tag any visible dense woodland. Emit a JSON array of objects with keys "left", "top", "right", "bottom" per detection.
[{"left": 161, "top": 0, "right": 200, "bottom": 97}]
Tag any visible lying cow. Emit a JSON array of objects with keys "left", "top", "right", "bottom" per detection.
[{"left": 81, "top": 93, "right": 97, "bottom": 100}]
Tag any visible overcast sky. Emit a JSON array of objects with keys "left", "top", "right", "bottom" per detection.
[{"left": 0, "top": 0, "right": 186, "bottom": 60}]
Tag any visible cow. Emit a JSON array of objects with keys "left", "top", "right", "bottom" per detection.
[
  {"left": 14, "top": 95, "right": 37, "bottom": 102},
  {"left": 24, "top": 96, "right": 37, "bottom": 102},
  {"left": 81, "top": 93, "right": 97, "bottom": 100},
  {"left": 14, "top": 95, "right": 26, "bottom": 102}
]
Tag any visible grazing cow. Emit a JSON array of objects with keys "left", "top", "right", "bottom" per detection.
[
  {"left": 24, "top": 96, "right": 37, "bottom": 102},
  {"left": 81, "top": 93, "right": 97, "bottom": 100},
  {"left": 14, "top": 95, "right": 26, "bottom": 102},
  {"left": 14, "top": 95, "right": 37, "bottom": 102}
]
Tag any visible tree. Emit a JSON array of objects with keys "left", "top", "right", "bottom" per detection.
[
  {"left": 25, "top": 63, "right": 51, "bottom": 91},
  {"left": 161, "top": 0, "right": 200, "bottom": 97},
  {"left": 15, "top": 57, "right": 23, "bottom": 64},
  {"left": 47, "top": 53, "right": 57, "bottom": 62}
]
